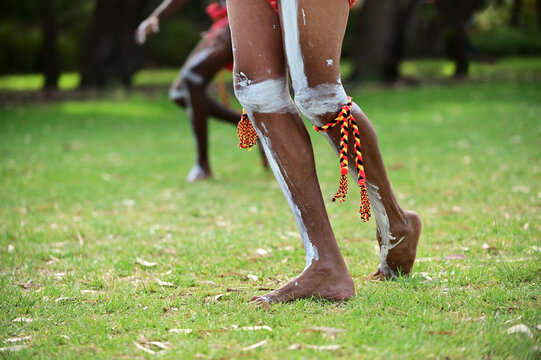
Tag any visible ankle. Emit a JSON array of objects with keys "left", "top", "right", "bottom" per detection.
[
  {"left": 308, "top": 257, "right": 349, "bottom": 278},
  {"left": 389, "top": 210, "right": 409, "bottom": 241}
]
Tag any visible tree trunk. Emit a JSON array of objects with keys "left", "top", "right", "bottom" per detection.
[
  {"left": 448, "top": 23, "right": 469, "bottom": 77},
  {"left": 436, "top": 0, "right": 486, "bottom": 78},
  {"left": 537, "top": 0, "right": 541, "bottom": 29},
  {"left": 349, "top": 0, "right": 421, "bottom": 84},
  {"left": 39, "top": 0, "right": 60, "bottom": 90},
  {"left": 349, "top": 0, "right": 396, "bottom": 83},
  {"left": 385, "top": 0, "right": 423, "bottom": 82},
  {"left": 79, "top": 0, "right": 149, "bottom": 88},
  {"left": 510, "top": 0, "right": 523, "bottom": 28}
]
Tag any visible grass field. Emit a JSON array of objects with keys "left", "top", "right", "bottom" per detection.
[{"left": 1, "top": 62, "right": 540, "bottom": 358}]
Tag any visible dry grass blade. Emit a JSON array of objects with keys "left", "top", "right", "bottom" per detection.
[
  {"left": 55, "top": 296, "right": 74, "bottom": 303},
  {"left": 155, "top": 278, "right": 175, "bottom": 287},
  {"left": 4, "top": 336, "right": 31, "bottom": 343},
  {"left": 17, "top": 280, "right": 33, "bottom": 289},
  {"left": 11, "top": 317, "right": 33, "bottom": 323},
  {"left": 302, "top": 326, "right": 345, "bottom": 339},
  {"left": 149, "top": 341, "right": 169, "bottom": 350},
  {"left": 136, "top": 258, "right": 157, "bottom": 267},
  {"left": 288, "top": 344, "right": 341, "bottom": 351},
  {"left": 0, "top": 345, "right": 28, "bottom": 353},
  {"left": 507, "top": 324, "right": 533, "bottom": 339},
  {"left": 241, "top": 340, "right": 267, "bottom": 351},
  {"left": 231, "top": 325, "right": 272, "bottom": 332},
  {"left": 133, "top": 340, "right": 155, "bottom": 355}
]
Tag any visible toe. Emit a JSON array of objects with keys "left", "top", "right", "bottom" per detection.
[{"left": 366, "top": 269, "right": 385, "bottom": 281}]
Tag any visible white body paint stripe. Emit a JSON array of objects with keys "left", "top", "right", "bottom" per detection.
[
  {"left": 280, "top": 1, "right": 307, "bottom": 94},
  {"left": 252, "top": 115, "right": 319, "bottom": 269},
  {"left": 280, "top": 2, "right": 347, "bottom": 122},
  {"left": 366, "top": 181, "right": 403, "bottom": 277},
  {"left": 181, "top": 70, "right": 204, "bottom": 85}
]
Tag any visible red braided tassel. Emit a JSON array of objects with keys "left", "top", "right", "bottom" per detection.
[
  {"left": 237, "top": 109, "right": 258, "bottom": 150},
  {"left": 359, "top": 180, "right": 370, "bottom": 222},
  {"left": 332, "top": 169, "right": 349, "bottom": 202},
  {"left": 313, "top": 97, "right": 371, "bottom": 222}
]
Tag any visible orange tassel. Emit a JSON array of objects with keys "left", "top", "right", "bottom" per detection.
[
  {"left": 332, "top": 169, "right": 349, "bottom": 203},
  {"left": 237, "top": 109, "right": 258, "bottom": 150},
  {"left": 359, "top": 184, "right": 371, "bottom": 222}
]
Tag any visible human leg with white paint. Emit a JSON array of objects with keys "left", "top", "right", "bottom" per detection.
[
  {"left": 278, "top": 0, "right": 421, "bottom": 280},
  {"left": 229, "top": 0, "right": 355, "bottom": 302},
  {"left": 169, "top": 25, "right": 242, "bottom": 182},
  {"left": 229, "top": 0, "right": 421, "bottom": 303},
  {"left": 136, "top": 0, "right": 267, "bottom": 182}
]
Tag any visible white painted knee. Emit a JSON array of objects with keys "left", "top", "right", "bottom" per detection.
[
  {"left": 233, "top": 73, "right": 296, "bottom": 115},
  {"left": 293, "top": 82, "right": 348, "bottom": 125}
]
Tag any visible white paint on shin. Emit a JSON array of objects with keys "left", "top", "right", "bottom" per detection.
[
  {"left": 183, "top": 86, "right": 194, "bottom": 120},
  {"left": 255, "top": 128, "right": 319, "bottom": 270},
  {"left": 366, "top": 181, "right": 404, "bottom": 278},
  {"left": 234, "top": 77, "right": 296, "bottom": 114},
  {"left": 169, "top": 84, "right": 194, "bottom": 124}
]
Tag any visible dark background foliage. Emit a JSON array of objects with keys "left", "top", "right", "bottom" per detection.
[{"left": 0, "top": 0, "right": 540, "bottom": 89}]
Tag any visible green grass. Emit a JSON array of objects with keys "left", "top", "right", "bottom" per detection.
[
  {"left": 400, "top": 57, "right": 541, "bottom": 81},
  {"left": 1, "top": 62, "right": 540, "bottom": 359},
  {"left": 0, "top": 73, "right": 80, "bottom": 91},
  {"left": 2, "top": 57, "right": 541, "bottom": 91}
]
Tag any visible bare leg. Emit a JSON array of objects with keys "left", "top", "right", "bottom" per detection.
[
  {"left": 170, "top": 25, "right": 267, "bottom": 181},
  {"left": 319, "top": 109, "right": 421, "bottom": 279},
  {"left": 229, "top": 0, "right": 355, "bottom": 303},
  {"left": 230, "top": 0, "right": 420, "bottom": 305},
  {"left": 281, "top": 0, "right": 421, "bottom": 279},
  {"left": 174, "top": 92, "right": 239, "bottom": 125}
]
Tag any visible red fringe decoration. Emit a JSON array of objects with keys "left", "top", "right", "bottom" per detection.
[{"left": 237, "top": 110, "right": 258, "bottom": 150}]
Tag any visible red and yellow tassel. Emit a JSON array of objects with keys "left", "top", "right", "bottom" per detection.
[
  {"left": 237, "top": 97, "right": 371, "bottom": 222},
  {"left": 237, "top": 109, "right": 258, "bottom": 150},
  {"left": 313, "top": 97, "right": 371, "bottom": 222}
]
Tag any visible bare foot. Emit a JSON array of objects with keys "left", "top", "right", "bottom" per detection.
[
  {"left": 367, "top": 210, "right": 422, "bottom": 280},
  {"left": 251, "top": 260, "right": 355, "bottom": 305},
  {"left": 186, "top": 164, "right": 212, "bottom": 182}
]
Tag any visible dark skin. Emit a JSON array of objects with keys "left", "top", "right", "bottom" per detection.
[
  {"left": 136, "top": 0, "right": 266, "bottom": 182},
  {"left": 228, "top": 0, "right": 421, "bottom": 304}
]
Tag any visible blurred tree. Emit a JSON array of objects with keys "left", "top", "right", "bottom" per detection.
[
  {"left": 39, "top": 0, "right": 60, "bottom": 89},
  {"left": 435, "top": 0, "right": 487, "bottom": 77},
  {"left": 510, "top": 0, "right": 523, "bottom": 27},
  {"left": 349, "top": 0, "right": 423, "bottom": 83},
  {"left": 79, "top": 0, "right": 151, "bottom": 88},
  {"left": 538, "top": 0, "right": 541, "bottom": 28}
]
